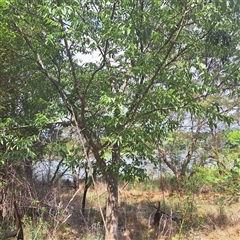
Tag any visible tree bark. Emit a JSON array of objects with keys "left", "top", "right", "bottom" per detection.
[
  {"left": 105, "top": 143, "right": 120, "bottom": 240},
  {"left": 81, "top": 182, "right": 88, "bottom": 215},
  {"left": 105, "top": 174, "right": 118, "bottom": 240}
]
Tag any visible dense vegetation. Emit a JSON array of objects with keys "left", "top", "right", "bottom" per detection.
[{"left": 0, "top": 0, "right": 239, "bottom": 239}]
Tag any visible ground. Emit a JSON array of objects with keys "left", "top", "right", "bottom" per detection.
[
  {"left": 56, "top": 181, "right": 240, "bottom": 240},
  {"left": 3, "top": 181, "right": 240, "bottom": 240}
]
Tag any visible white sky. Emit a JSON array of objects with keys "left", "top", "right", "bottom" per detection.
[{"left": 75, "top": 51, "right": 100, "bottom": 64}]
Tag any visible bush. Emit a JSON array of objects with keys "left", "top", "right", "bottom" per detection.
[{"left": 183, "top": 167, "right": 221, "bottom": 194}]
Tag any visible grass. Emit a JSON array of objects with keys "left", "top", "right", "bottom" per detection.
[{"left": 1, "top": 178, "right": 240, "bottom": 239}]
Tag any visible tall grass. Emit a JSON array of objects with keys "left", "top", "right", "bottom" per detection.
[{"left": 1, "top": 173, "right": 239, "bottom": 240}]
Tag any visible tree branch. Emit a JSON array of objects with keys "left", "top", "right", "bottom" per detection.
[
  {"left": 128, "top": 7, "right": 190, "bottom": 124},
  {"left": 156, "top": 140, "right": 180, "bottom": 179},
  {"left": 13, "top": 22, "right": 73, "bottom": 117},
  {"left": 181, "top": 119, "right": 205, "bottom": 176}
]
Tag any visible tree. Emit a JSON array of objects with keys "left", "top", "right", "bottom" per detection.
[
  {"left": 1, "top": 0, "right": 240, "bottom": 239},
  {"left": 0, "top": 1, "right": 65, "bottom": 227}
]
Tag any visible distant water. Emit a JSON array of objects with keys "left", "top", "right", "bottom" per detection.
[
  {"left": 33, "top": 159, "right": 160, "bottom": 182},
  {"left": 33, "top": 160, "right": 75, "bottom": 181}
]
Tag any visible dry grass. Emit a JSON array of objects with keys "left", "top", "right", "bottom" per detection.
[
  {"left": 58, "top": 182, "right": 240, "bottom": 239},
  {"left": 2, "top": 181, "right": 240, "bottom": 240}
]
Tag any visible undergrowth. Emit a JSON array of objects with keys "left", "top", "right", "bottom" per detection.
[{"left": 1, "top": 172, "right": 239, "bottom": 240}]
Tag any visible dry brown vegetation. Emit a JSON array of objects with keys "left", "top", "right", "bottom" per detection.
[{"left": 1, "top": 179, "right": 240, "bottom": 240}]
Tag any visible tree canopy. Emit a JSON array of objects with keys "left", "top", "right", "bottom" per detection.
[{"left": 1, "top": 0, "right": 240, "bottom": 239}]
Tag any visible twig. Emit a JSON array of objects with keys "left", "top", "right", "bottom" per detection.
[
  {"left": 146, "top": 197, "right": 157, "bottom": 209},
  {"left": 33, "top": 223, "right": 43, "bottom": 240},
  {"left": 63, "top": 188, "right": 81, "bottom": 213}
]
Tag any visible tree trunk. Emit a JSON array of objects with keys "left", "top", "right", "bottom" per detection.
[
  {"left": 88, "top": 134, "right": 120, "bottom": 239},
  {"left": 105, "top": 142, "right": 120, "bottom": 240},
  {"left": 105, "top": 173, "right": 119, "bottom": 240},
  {"left": 81, "top": 165, "right": 96, "bottom": 215},
  {"left": 81, "top": 183, "right": 89, "bottom": 215}
]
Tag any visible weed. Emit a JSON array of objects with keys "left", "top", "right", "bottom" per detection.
[{"left": 1, "top": 177, "right": 240, "bottom": 239}]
